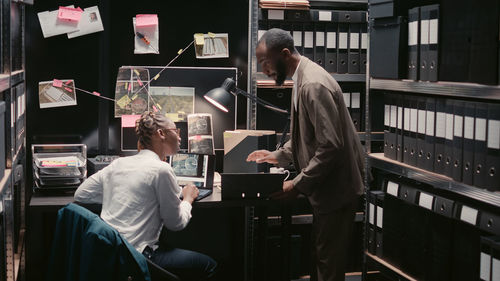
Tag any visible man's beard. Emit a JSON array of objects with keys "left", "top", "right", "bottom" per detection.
[{"left": 275, "top": 58, "right": 287, "bottom": 86}]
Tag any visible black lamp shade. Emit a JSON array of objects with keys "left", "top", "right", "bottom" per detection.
[{"left": 204, "top": 78, "right": 236, "bottom": 113}]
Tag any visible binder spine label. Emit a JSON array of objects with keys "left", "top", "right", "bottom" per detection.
[
  {"left": 487, "top": 120, "right": 500, "bottom": 149},
  {"left": 390, "top": 106, "right": 397, "bottom": 128},
  {"left": 418, "top": 110, "right": 426, "bottom": 134},
  {"left": 454, "top": 115, "right": 464, "bottom": 137},
  {"left": 426, "top": 111, "right": 435, "bottom": 136},
  {"left": 351, "top": 92, "right": 360, "bottom": 109},
  {"left": 339, "top": 32, "right": 348, "bottom": 49},
  {"left": 408, "top": 21, "right": 418, "bottom": 46},
  {"left": 316, "top": 31, "right": 325, "bottom": 46},
  {"left": 369, "top": 203, "right": 375, "bottom": 225},
  {"left": 411, "top": 109, "right": 418, "bottom": 132},
  {"left": 404, "top": 108, "right": 411, "bottom": 131},
  {"left": 420, "top": 19, "right": 429, "bottom": 45},
  {"left": 343, "top": 93, "right": 351, "bottom": 107},
  {"left": 376, "top": 206, "right": 383, "bottom": 228},
  {"left": 293, "top": 31, "right": 302, "bottom": 46},
  {"left": 397, "top": 107, "right": 403, "bottom": 129},
  {"left": 464, "top": 117, "right": 474, "bottom": 140},
  {"left": 387, "top": 181, "right": 399, "bottom": 196},
  {"left": 460, "top": 205, "right": 478, "bottom": 225},
  {"left": 268, "top": 10, "right": 285, "bottom": 20},
  {"left": 361, "top": 33, "right": 367, "bottom": 49},
  {"left": 480, "top": 252, "right": 491, "bottom": 281},
  {"left": 327, "top": 32, "right": 336, "bottom": 48},
  {"left": 429, "top": 18, "right": 438, "bottom": 44},
  {"left": 385, "top": 105, "right": 390, "bottom": 126},
  {"left": 350, "top": 32, "right": 359, "bottom": 49},
  {"left": 436, "top": 112, "right": 446, "bottom": 138},
  {"left": 319, "top": 11, "right": 332, "bottom": 22},
  {"left": 304, "top": 32, "right": 314, "bottom": 48},
  {"left": 446, "top": 113, "right": 454, "bottom": 140},
  {"left": 476, "top": 118, "right": 487, "bottom": 141},
  {"left": 418, "top": 192, "right": 434, "bottom": 210}
]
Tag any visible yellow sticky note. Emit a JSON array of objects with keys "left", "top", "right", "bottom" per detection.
[
  {"left": 208, "top": 32, "right": 216, "bottom": 38},
  {"left": 194, "top": 33, "right": 205, "bottom": 45},
  {"left": 124, "top": 82, "right": 128, "bottom": 90},
  {"left": 117, "top": 95, "right": 131, "bottom": 109},
  {"left": 134, "top": 69, "right": 140, "bottom": 76},
  {"left": 156, "top": 103, "right": 162, "bottom": 110},
  {"left": 153, "top": 74, "right": 160, "bottom": 80},
  {"left": 131, "top": 93, "right": 139, "bottom": 100},
  {"left": 177, "top": 49, "right": 183, "bottom": 55}
]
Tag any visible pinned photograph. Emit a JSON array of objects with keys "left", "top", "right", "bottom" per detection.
[
  {"left": 114, "top": 67, "right": 150, "bottom": 117},
  {"left": 38, "top": 80, "right": 77, "bottom": 109},
  {"left": 188, "top": 114, "right": 213, "bottom": 137},
  {"left": 188, "top": 136, "right": 215, "bottom": 155},
  {"left": 194, "top": 33, "right": 229, "bottom": 59},
  {"left": 67, "top": 6, "right": 104, "bottom": 39},
  {"left": 149, "top": 87, "right": 194, "bottom": 122}
]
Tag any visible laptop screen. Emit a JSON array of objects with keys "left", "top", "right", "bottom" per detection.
[{"left": 169, "top": 153, "right": 214, "bottom": 188}]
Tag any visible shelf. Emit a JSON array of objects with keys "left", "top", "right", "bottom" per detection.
[
  {"left": 0, "top": 74, "right": 9, "bottom": 93},
  {"left": 310, "top": 0, "right": 368, "bottom": 8},
  {"left": 370, "top": 78, "right": 500, "bottom": 101},
  {"left": 11, "top": 70, "right": 24, "bottom": 87},
  {"left": 368, "top": 153, "right": 500, "bottom": 208},
  {"left": 365, "top": 251, "right": 418, "bottom": 281},
  {"left": 256, "top": 73, "right": 365, "bottom": 88},
  {"left": 358, "top": 132, "right": 383, "bottom": 142}
]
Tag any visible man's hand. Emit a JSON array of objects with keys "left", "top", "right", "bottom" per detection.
[
  {"left": 271, "top": 180, "right": 299, "bottom": 200},
  {"left": 181, "top": 184, "right": 199, "bottom": 204},
  {"left": 247, "top": 150, "right": 278, "bottom": 164}
]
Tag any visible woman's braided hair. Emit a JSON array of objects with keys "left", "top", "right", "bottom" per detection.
[{"left": 135, "top": 111, "right": 171, "bottom": 149}]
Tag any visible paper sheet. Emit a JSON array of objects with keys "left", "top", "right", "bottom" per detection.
[
  {"left": 67, "top": 6, "right": 104, "bottom": 39},
  {"left": 133, "top": 17, "right": 159, "bottom": 54},
  {"left": 38, "top": 6, "right": 80, "bottom": 38},
  {"left": 38, "top": 80, "right": 77, "bottom": 109},
  {"left": 194, "top": 33, "right": 229, "bottom": 59}
]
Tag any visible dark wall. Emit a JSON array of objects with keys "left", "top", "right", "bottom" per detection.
[{"left": 26, "top": 0, "right": 249, "bottom": 156}]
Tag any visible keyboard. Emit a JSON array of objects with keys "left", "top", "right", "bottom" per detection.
[{"left": 179, "top": 189, "right": 212, "bottom": 201}]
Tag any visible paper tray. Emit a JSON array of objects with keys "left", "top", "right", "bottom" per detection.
[{"left": 34, "top": 153, "right": 86, "bottom": 175}]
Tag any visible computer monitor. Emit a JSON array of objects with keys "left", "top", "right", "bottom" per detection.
[{"left": 168, "top": 153, "right": 215, "bottom": 188}]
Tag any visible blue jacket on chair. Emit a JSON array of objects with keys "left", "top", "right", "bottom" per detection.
[{"left": 47, "top": 203, "right": 151, "bottom": 281}]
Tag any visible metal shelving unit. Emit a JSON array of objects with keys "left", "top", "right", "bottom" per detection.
[
  {"left": 369, "top": 153, "right": 500, "bottom": 207},
  {"left": 370, "top": 78, "right": 500, "bottom": 101},
  {"left": 365, "top": 252, "right": 417, "bottom": 281}
]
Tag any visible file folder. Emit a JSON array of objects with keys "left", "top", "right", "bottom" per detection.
[
  {"left": 451, "top": 213, "right": 481, "bottom": 281},
  {"left": 473, "top": 102, "right": 489, "bottom": 188},
  {"left": 480, "top": 236, "right": 495, "bottom": 281},
  {"left": 408, "top": 95, "right": 418, "bottom": 166},
  {"left": 351, "top": 92, "right": 361, "bottom": 132},
  {"left": 403, "top": 96, "right": 412, "bottom": 164},
  {"left": 292, "top": 23, "right": 304, "bottom": 55},
  {"left": 434, "top": 98, "right": 447, "bottom": 174},
  {"left": 336, "top": 10, "right": 365, "bottom": 23},
  {"left": 348, "top": 23, "right": 360, "bottom": 74},
  {"left": 408, "top": 7, "right": 420, "bottom": 80},
  {"left": 486, "top": 103, "right": 500, "bottom": 191},
  {"left": 428, "top": 194, "right": 454, "bottom": 281},
  {"left": 462, "top": 102, "right": 476, "bottom": 185},
  {"left": 314, "top": 23, "right": 326, "bottom": 68},
  {"left": 479, "top": 211, "right": 500, "bottom": 236},
  {"left": 303, "top": 23, "right": 314, "bottom": 61},
  {"left": 285, "top": 9, "right": 311, "bottom": 22},
  {"left": 419, "top": 6, "right": 430, "bottom": 81},
  {"left": 452, "top": 100, "right": 465, "bottom": 182},
  {"left": 444, "top": 98, "right": 455, "bottom": 178},
  {"left": 427, "top": 4, "right": 439, "bottom": 81},
  {"left": 325, "top": 23, "right": 337, "bottom": 73},
  {"left": 416, "top": 96, "right": 427, "bottom": 169},
  {"left": 424, "top": 97, "right": 436, "bottom": 171},
  {"left": 492, "top": 240, "right": 500, "bottom": 281},
  {"left": 375, "top": 192, "right": 385, "bottom": 257},
  {"left": 360, "top": 24, "right": 367, "bottom": 74},
  {"left": 383, "top": 181, "right": 404, "bottom": 267},
  {"left": 396, "top": 97, "right": 404, "bottom": 162},
  {"left": 338, "top": 23, "right": 349, "bottom": 73},
  {"left": 384, "top": 95, "right": 391, "bottom": 158},
  {"left": 368, "top": 191, "right": 379, "bottom": 254}
]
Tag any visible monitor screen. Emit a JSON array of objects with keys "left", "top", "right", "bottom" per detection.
[{"left": 168, "top": 153, "right": 215, "bottom": 188}]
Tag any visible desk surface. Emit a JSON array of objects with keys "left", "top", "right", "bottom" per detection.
[{"left": 29, "top": 187, "right": 285, "bottom": 210}]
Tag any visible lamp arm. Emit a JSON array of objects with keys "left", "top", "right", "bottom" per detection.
[{"left": 234, "top": 88, "right": 290, "bottom": 115}]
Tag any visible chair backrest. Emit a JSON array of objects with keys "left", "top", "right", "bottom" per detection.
[{"left": 47, "top": 203, "right": 151, "bottom": 281}]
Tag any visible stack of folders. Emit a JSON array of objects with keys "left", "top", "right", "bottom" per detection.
[
  {"left": 383, "top": 93, "right": 500, "bottom": 191},
  {"left": 259, "top": 0, "right": 310, "bottom": 10},
  {"left": 258, "top": 9, "right": 367, "bottom": 74},
  {"left": 407, "top": 4, "right": 440, "bottom": 81},
  {"left": 382, "top": 178, "right": 500, "bottom": 281},
  {"left": 343, "top": 91, "right": 363, "bottom": 132}
]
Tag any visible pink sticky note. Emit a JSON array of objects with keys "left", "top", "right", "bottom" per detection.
[
  {"left": 128, "top": 83, "right": 132, "bottom": 92},
  {"left": 58, "top": 6, "right": 83, "bottom": 22},
  {"left": 152, "top": 105, "right": 158, "bottom": 112},
  {"left": 64, "top": 87, "right": 73, "bottom": 93},
  {"left": 137, "top": 78, "right": 143, "bottom": 86},
  {"left": 53, "top": 79, "right": 63, "bottom": 87},
  {"left": 136, "top": 14, "right": 158, "bottom": 27},
  {"left": 121, "top": 115, "right": 141, "bottom": 128},
  {"left": 64, "top": 80, "right": 71, "bottom": 85},
  {"left": 92, "top": 91, "right": 101, "bottom": 96},
  {"left": 194, "top": 135, "right": 203, "bottom": 141}
]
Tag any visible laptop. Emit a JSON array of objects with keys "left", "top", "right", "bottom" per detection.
[
  {"left": 168, "top": 153, "right": 215, "bottom": 201},
  {"left": 221, "top": 173, "right": 286, "bottom": 200}
]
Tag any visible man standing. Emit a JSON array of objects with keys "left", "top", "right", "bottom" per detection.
[{"left": 247, "top": 28, "right": 365, "bottom": 281}]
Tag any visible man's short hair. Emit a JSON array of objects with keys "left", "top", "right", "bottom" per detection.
[{"left": 258, "top": 28, "right": 297, "bottom": 54}]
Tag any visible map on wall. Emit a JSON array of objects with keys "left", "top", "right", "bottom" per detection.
[{"left": 148, "top": 87, "right": 194, "bottom": 122}]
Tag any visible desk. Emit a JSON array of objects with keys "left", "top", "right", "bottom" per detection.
[{"left": 27, "top": 188, "right": 307, "bottom": 281}]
